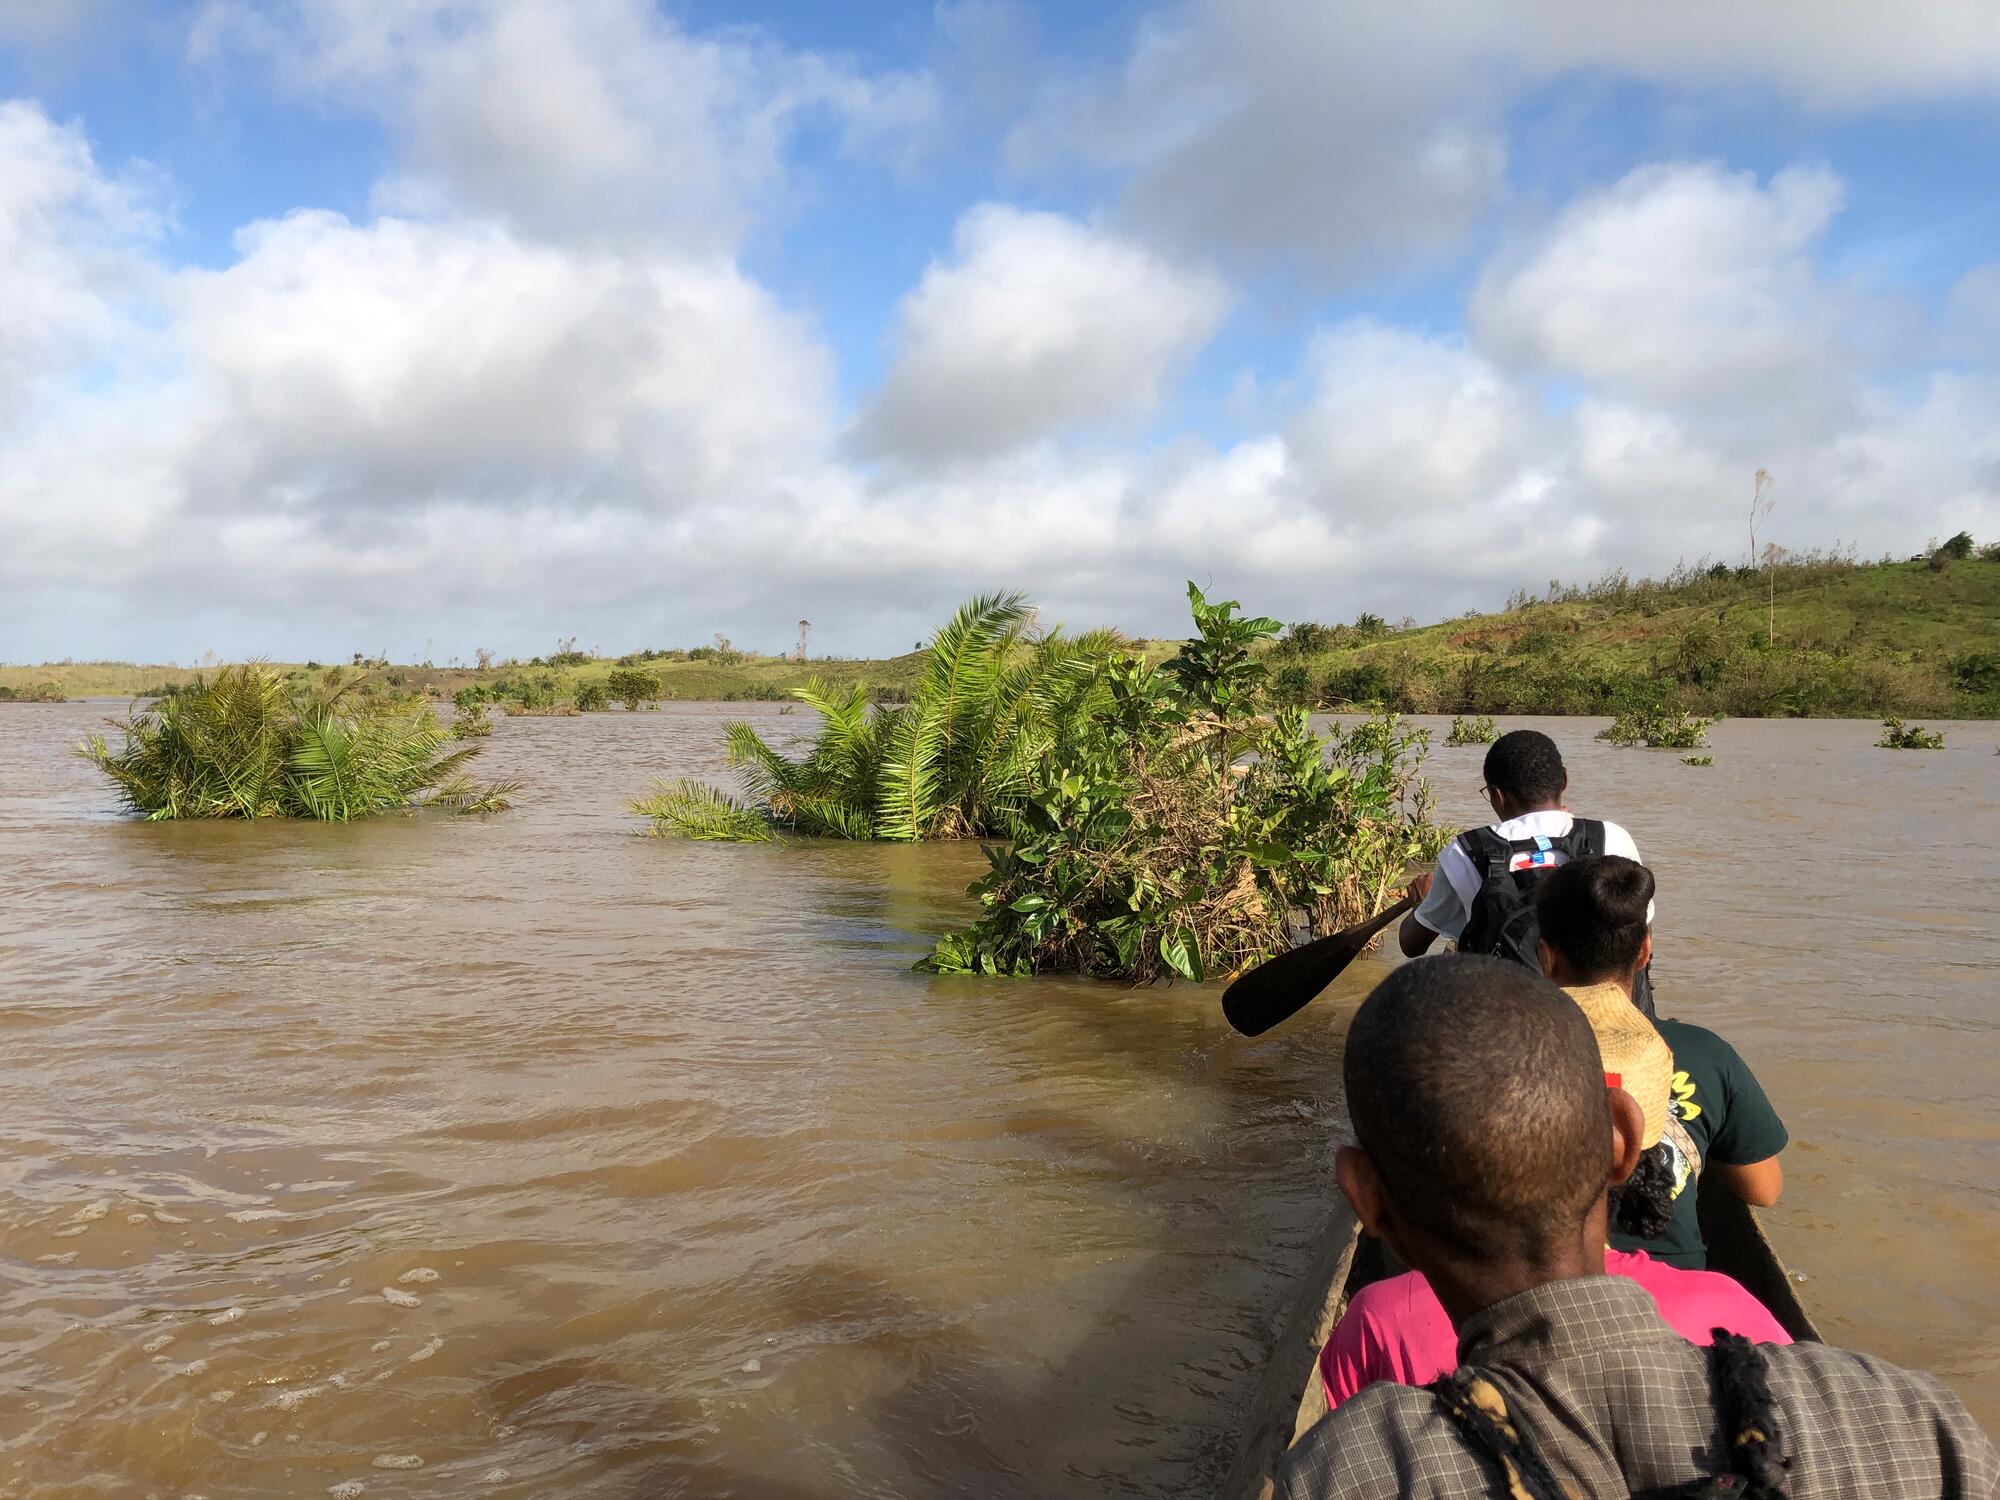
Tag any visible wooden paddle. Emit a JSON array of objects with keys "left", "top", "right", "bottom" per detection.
[{"left": 1221, "top": 893, "right": 1417, "bottom": 1036}]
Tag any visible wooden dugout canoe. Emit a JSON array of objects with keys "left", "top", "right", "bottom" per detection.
[{"left": 1219, "top": 1176, "right": 1821, "bottom": 1500}]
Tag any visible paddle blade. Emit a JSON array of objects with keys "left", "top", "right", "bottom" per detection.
[{"left": 1220, "top": 896, "right": 1415, "bottom": 1037}]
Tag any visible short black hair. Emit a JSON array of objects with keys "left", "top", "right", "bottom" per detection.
[
  {"left": 1482, "top": 729, "right": 1566, "bottom": 806},
  {"left": 1532, "top": 855, "right": 1655, "bottom": 984},
  {"left": 1344, "top": 954, "right": 1609, "bottom": 1260}
]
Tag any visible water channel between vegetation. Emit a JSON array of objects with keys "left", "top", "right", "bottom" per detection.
[{"left": 2, "top": 703, "right": 1995, "bottom": 1497}]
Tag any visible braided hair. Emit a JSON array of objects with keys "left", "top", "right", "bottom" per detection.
[
  {"left": 1682, "top": 1333, "right": 1795, "bottom": 1498},
  {"left": 1608, "top": 1140, "right": 1678, "bottom": 1240},
  {"left": 1425, "top": 1371, "right": 1575, "bottom": 1500}
]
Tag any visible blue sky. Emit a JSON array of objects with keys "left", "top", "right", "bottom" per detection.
[{"left": 2, "top": 1, "right": 1996, "bottom": 662}]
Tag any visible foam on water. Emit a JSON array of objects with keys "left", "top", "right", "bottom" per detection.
[
  {"left": 395, "top": 1267, "right": 439, "bottom": 1285},
  {"left": 329, "top": 1482, "right": 365, "bottom": 1498},
  {"left": 141, "top": 1334, "right": 175, "bottom": 1354},
  {"left": 407, "top": 1337, "right": 443, "bottom": 1363},
  {"left": 379, "top": 1287, "right": 420, "bottom": 1308},
  {"left": 370, "top": 1455, "right": 423, "bottom": 1470},
  {"left": 208, "top": 1307, "right": 244, "bottom": 1326}
]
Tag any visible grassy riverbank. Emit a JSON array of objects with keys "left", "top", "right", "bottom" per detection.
[{"left": 8, "top": 548, "right": 1997, "bottom": 716}]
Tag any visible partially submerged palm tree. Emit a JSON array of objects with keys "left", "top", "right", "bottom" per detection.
[
  {"left": 635, "top": 593, "right": 1117, "bottom": 842},
  {"left": 80, "top": 664, "right": 518, "bottom": 821}
]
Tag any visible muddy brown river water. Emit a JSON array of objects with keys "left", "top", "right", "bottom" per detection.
[{"left": 1, "top": 703, "right": 1995, "bottom": 1497}]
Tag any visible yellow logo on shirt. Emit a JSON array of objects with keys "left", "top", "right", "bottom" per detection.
[{"left": 1671, "top": 1069, "right": 1701, "bottom": 1124}]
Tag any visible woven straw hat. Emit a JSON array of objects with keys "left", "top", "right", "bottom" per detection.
[{"left": 1563, "top": 981, "right": 1672, "bottom": 1150}]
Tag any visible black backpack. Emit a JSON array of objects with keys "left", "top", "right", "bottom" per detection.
[{"left": 1455, "top": 819, "right": 1655, "bottom": 1017}]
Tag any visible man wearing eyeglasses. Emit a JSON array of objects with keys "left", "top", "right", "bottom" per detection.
[{"left": 1397, "top": 728, "right": 1655, "bottom": 1015}]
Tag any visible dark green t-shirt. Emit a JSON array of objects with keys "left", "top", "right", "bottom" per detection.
[{"left": 1611, "top": 1017, "right": 1789, "bottom": 1268}]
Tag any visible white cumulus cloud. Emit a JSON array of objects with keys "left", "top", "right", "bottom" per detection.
[{"left": 855, "top": 204, "right": 1230, "bottom": 462}]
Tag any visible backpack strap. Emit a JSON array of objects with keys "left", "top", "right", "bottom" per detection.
[
  {"left": 1424, "top": 1370, "right": 1577, "bottom": 1500},
  {"left": 1560, "top": 818, "right": 1607, "bottom": 859},
  {"left": 1457, "top": 826, "right": 1518, "bottom": 882}
]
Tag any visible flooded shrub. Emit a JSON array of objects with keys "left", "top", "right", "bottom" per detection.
[
  {"left": 573, "top": 681, "right": 609, "bottom": 712},
  {"left": 606, "top": 669, "right": 662, "bottom": 711},
  {"left": 641, "top": 594, "right": 1117, "bottom": 843},
  {"left": 79, "top": 664, "right": 518, "bottom": 820},
  {"left": 451, "top": 705, "right": 493, "bottom": 739},
  {"left": 0, "top": 681, "right": 65, "bottom": 702},
  {"left": 1445, "top": 714, "right": 1497, "bottom": 746},
  {"left": 1876, "top": 717, "right": 1944, "bottom": 749},
  {"left": 1681, "top": 755, "right": 1714, "bottom": 767},
  {"left": 920, "top": 585, "right": 1445, "bottom": 983},
  {"left": 1597, "top": 701, "right": 1713, "bottom": 749}
]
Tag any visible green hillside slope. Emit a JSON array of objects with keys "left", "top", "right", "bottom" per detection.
[
  {"left": 9, "top": 544, "right": 1997, "bottom": 717},
  {"left": 1245, "top": 549, "right": 2000, "bottom": 718}
]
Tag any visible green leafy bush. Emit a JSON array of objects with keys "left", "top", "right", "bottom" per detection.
[
  {"left": 919, "top": 584, "right": 1444, "bottom": 983},
  {"left": 573, "top": 681, "right": 610, "bottom": 712},
  {"left": 606, "top": 669, "right": 662, "bottom": 711},
  {"left": 79, "top": 664, "right": 517, "bottom": 820},
  {"left": 451, "top": 705, "right": 494, "bottom": 739},
  {"left": 1597, "top": 700, "right": 1713, "bottom": 749},
  {"left": 1445, "top": 714, "right": 1497, "bottom": 746},
  {"left": 1876, "top": 717, "right": 1944, "bottom": 749}
]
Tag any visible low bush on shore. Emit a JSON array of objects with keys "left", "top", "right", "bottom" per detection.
[
  {"left": 0, "top": 682, "right": 65, "bottom": 702},
  {"left": 79, "top": 665, "right": 518, "bottom": 820}
]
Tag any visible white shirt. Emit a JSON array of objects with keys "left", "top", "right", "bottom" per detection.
[{"left": 1413, "top": 810, "right": 1647, "bottom": 940}]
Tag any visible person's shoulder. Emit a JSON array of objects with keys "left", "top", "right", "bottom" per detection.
[
  {"left": 1766, "top": 1340, "right": 1994, "bottom": 1428},
  {"left": 1590, "top": 817, "right": 1641, "bottom": 856},
  {"left": 1279, "top": 1380, "right": 1459, "bottom": 1497},
  {"left": 1658, "top": 1017, "right": 1750, "bottom": 1071},
  {"left": 1346, "top": 1268, "right": 1429, "bottom": 1318}
]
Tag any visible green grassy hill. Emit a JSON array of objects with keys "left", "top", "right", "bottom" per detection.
[
  {"left": 1242, "top": 549, "right": 2000, "bottom": 718},
  {"left": 8, "top": 545, "right": 1997, "bottom": 717}
]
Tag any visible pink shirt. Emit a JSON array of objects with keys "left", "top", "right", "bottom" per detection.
[{"left": 1319, "top": 1247, "right": 1793, "bottom": 1409}]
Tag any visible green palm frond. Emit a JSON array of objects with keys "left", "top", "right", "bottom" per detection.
[
  {"left": 631, "top": 779, "right": 777, "bottom": 841},
  {"left": 875, "top": 701, "right": 948, "bottom": 842}
]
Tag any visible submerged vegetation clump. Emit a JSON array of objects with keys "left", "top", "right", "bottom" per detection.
[
  {"left": 637, "top": 593, "right": 1117, "bottom": 842},
  {"left": 921, "top": 585, "right": 1446, "bottom": 983},
  {"left": 1876, "top": 717, "right": 1944, "bottom": 750},
  {"left": 0, "top": 681, "right": 66, "bottom": 702},
  {"left": 1445, "top": 714, "right": 1498, "bottom": 746},
  {"left": 79, "top": 665, "right": 518, "bottom": 821},
  {"left": 1681, "top": 755, "right": 1714, "bottom": 767},
  {"left": 1597, "top": 699, "right": 1713, "bottom": 749}
]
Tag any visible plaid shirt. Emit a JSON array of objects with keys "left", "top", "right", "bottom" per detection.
[{"left": 1277, "top": 1274, "right": 1998, "bottom": 1500}]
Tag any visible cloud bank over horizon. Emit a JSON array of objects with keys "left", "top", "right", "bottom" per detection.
[{"left": 2, "top": 0, "right": 1996, "bottom": 663}]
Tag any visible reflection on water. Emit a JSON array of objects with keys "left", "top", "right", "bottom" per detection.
[{"left": 1, "top": 704, "right": 1995, "bottom": 1495}]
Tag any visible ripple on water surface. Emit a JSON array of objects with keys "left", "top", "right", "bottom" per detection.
[{"left": 1, "top": 705, "right": 1995, "bottom": 1495}]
